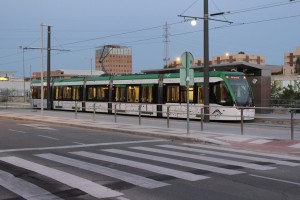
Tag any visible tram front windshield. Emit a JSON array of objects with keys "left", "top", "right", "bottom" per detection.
[{"left": 228, "top": 76, "right": 253, "bottom": 106}]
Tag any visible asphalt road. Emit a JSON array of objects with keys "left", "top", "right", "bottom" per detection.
[{"left": 0, "top": 119, "right": 300, "bottom": 200}]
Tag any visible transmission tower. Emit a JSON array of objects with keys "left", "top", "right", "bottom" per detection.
[{"left": 163, "top": 22, "right": 170, "bottom": 68}]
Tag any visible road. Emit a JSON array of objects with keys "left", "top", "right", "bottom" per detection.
[{"left": 0, "top": 119, "right": 300, "bottom": 200}]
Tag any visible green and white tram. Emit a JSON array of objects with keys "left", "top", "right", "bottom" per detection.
[{"left": 30, "top": 71, "right": 255, "bottom": 121}]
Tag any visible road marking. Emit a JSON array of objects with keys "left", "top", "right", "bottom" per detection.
[
  {"left": 130, "top": 146, "right": 275, "bottom": 171},
  {"left": 249, "top": 139, "right": 271, "bottom": 144},
  {"left": 289, "top": 143, "right": 300, "bottom": 149},
  {"left": 38, "top": 135, "right": 59, "bottom": 141},
  {"left": 0, "top": 139, "right": 165, "bottom": 153},
  {"left": 183, "top": 143, "right": 300, "bottom": 161},
  {"left": 103, "top": 149, "right": 243, "bottom": 175},
  {"left": 36, "top": 153, "right": 169, "bottom": 189},
  {"left": 117, "top": 197, "right": 131, "bottom": 200},
  {"left": 8, "top": 129, "right": 27, "bottom": 133},
  {"left": 160, "top": 145, "right": 299, "bottom": 167},
  {"left": 0, "top": 169, "right": 62, "bottom": 200},
  {"left": 71, "top": 151, "right": 208, "bottom": 181},
  {"left": 19, "top": 124, "right": 57, "bottom": 131},
  {"left": 0, "top": 156, "right": 122, "bottom": 199},
  {"left": 250, "top": 174, "right": 300, "bottom": 186},
  {"left": 73, "top": 142, "right": 86, "bottom": 145}
]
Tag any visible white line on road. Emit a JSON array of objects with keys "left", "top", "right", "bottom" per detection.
[
  {"left": 0, "top": 156, "right": 122, "bottom": 199},
  {"left": 0, "top": 169, "right": 62, "bottom": 200},
  {"left": 168, "top": 144, "right": 300, "bottom": 167},
  {"left": 73, "top": 142, "right": 86, "bottom": 145},
  {"left": 8, "top": 129, "right": 27, "bottom": 133},
  {"left": 71, "top": 151, "right": 209, "bottom": 181},
  {"left": 0, "top": 139, "right": 165, "bottom": 153},
  {"left": 183, "top": 143, "right": 300, "bottom": 161},
  {"left": 130, "top": 146, "right": 275, "bottom": 171},
  {"left": 250, "top": 174, "right": 300, "bottom": 186},
  {"left": 38, "top": 135, "right": 59, "bottom": 141},
  {"left": 19, "top": 124, "right": 57, "bottom": 131},
  {"left": 36, "top": 153, "right": 169, "bottom": 189},
  {"left": 103, "top": 149, "right": 243, "bottom": 175}
]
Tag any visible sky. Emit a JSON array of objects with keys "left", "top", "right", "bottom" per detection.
[{"left": 1, "top": 0, "right": 300, "bottom": 78}]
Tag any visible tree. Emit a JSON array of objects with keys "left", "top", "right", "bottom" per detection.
[{"left": 295, "top": 57, "right": 300, "bottom": 74}]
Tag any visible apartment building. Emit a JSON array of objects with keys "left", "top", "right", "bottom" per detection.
[
  {"left": 95, "top": 45, "right": 132, "bottom": 75},
  {"left": 283, "top": 46, "right": 300, "bottom": 75},
  {"left": 212, "top": 52, "right": 265, "bottom": 65}
]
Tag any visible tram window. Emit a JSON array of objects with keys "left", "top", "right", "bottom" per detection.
[
  {"left": 87, "top": 87, "right": 96, "bottom": 100},
  {"left": 167, "top": 85, "right": 179, "bottom": 103},
  {"left": 54, "top": 87, "right": 63, "bottom": 100},
  {"left": 180, "top": 86, "right": 194, "bottom": 103},
  {"left": 115, "top": 87, "right": 126, "bottom": 102},
  {"left": 141, "top": 86, "right": 153, "bottom": 103},
  {"left": 209, "top": 82, "right": 232, "bottom": 106},
  {"left": 197, "top": 86, "right": 203, "bottom": 104},
  {"left": 97, "top": 86, "right": 108, "bottom": 101},
  {"left": 43, "top": 87, "right": 47, "bottom": 99},
  {"left": 127, "top": 86, "right": 139, "bottom": 103},
  {"left": 72, "top": 86, "right": 82, "bottom": 101},
  {"left": 63, "top": 86, "right": 72, "bottom": 100}
]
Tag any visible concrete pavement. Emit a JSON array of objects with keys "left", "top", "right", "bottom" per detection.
[{"left": 0, "top": 109, "right": 300, "bottom": 157}]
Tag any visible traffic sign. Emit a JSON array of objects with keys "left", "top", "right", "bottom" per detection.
[{"left": 181, "top": 52, "right": 194, "bottom": 69}]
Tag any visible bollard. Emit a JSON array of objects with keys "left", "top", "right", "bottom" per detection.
[
  {"left": 201, "top": 107, "right": 204, "bottom": 131},
  {"left": 114, "top": 104, "right": 117, "bottom": 123},
  {"left": 291, "top": 109, "right": 294, "bottom": 140},
  {"left": 167, "top": 106, "right": 170, "bottom": 128},
  {"left": 138, "top": 104, "right": 142, "bottom": 125},
  {"left": 241, "top": 108, "right": 244, "bottom": 135},
  {"left": 93, "top": 103, "right": 96, "bottom": 121},
  {"left": 75, "top": 102, "right": 78, "bottom": 119}
]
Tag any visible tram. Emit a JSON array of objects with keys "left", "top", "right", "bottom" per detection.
[{"left": 30, "top": 71, "right": 255, "bottom": 120}]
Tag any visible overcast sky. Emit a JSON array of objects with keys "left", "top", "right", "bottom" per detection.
[{"left": 1, "top": 0, "right": 300, "bottom": 77}]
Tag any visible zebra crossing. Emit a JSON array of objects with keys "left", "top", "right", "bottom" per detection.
[{"left": 0, "top": 143, "right": 299, "bottom": 199}]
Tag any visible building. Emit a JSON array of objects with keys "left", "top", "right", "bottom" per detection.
[
  {"left": 95, "top": 45, "right": 132, "bottom": 75},
  {"left": 283, "top": 46, "right": 300, "bottom": 75},
  {"left": 31, "top": 69, "right": 104, "bottom": 80},
  {"left": 212, "top": 52, "right": 265, "bottom": 65}
]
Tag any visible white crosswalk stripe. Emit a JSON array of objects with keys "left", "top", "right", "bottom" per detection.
[
  {"left": 71, "top": 151, "right": 209, "bottom": 181},
  {"left": 0, "top": 156, "right": 123, "bottom": 199},
  {"left": 36, "top": 153, "right": 169, "bottom": 189},
  {"left": 183, "top": 143, "right": 300, "bottom": 162},
  {"left": 1, "top": 143, "right": 299, "bottom": 199},
  {"left": 129, "top": 146, "right": 276, "bottom": 171},
  {"left": 159, "top": 144, "right": 300, "bottom": 167},
  {"left": 102, "top": 149, "right": 244, "bottom": 175},
  {"left": 0, "top": 169, "right": 62, "bottom": 200}
]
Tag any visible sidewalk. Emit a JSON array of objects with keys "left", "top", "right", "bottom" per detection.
[{"left": 1, "top": 110, "right": 300, "bottom": 157}]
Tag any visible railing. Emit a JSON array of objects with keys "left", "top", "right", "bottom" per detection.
[{"left": 71, "top": 102, "right": 299, "bottom": 140}]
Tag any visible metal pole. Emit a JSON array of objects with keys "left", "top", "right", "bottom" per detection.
[
  {"left": 47, "top": 26, "right": 51, "bottom": 110},
  {"left": 75, "top": 102, "right": 77, "bottom": 119},
  {"left": 204, "top": 0, "right": 210, "bottom": 122},
  {"left": 201, "top": 107, "right": 204, "bottom": 131},
  {"left": 241, "top": 108, "right": 244, "bottom": 135},
  {"left": 167, "top": 106, "right": 170, "bottom": 128},
  {"left": 138, "top": 104, "right": 142, "bottom": 125},
  {"left": 40, "top": 24, "right": 44, "bottom": 116},
  {"left": 291, "top": 109, "right": 294, "bottom": 140},
  {"left": 22, "top": 48, "right": 26, "bottom": 102},
  {"left": 114, "top": 104, "right": 117, "bottom": 123},
  {"left": 93, "top": 103, "right": 96, "bottom": 121}
]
